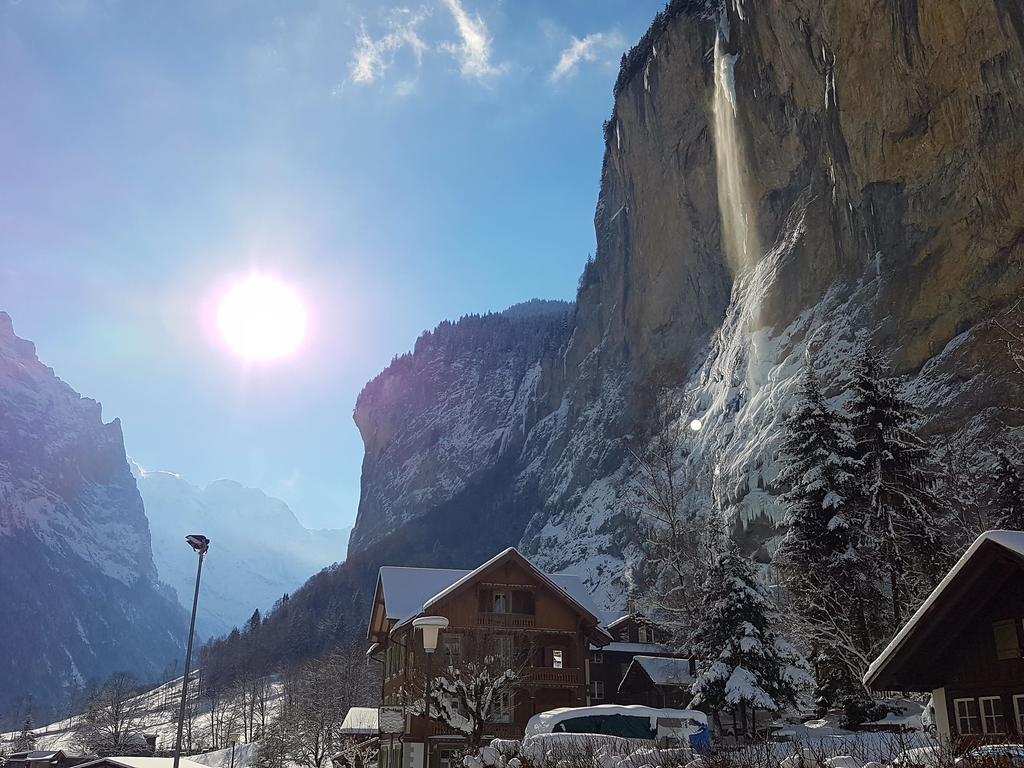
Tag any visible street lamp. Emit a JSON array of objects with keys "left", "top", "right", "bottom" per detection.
[
  {"left": 413, "top": 616, "right": 448, "bottom": 768},
  {"left": 228, "top": 733, "right": 241, "bottom": 768},
  {"left": 173, "top": 534, "right": 210, "bottom": 768}
]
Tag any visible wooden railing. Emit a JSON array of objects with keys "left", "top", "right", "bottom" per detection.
[
  {"left": 477, "top": 612, "right": 536, "bottom": 628},
  {"left": 523, "top": 667, "right": 582, "bottom": 686}
]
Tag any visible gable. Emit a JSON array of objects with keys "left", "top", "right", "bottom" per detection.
[{"left": 866, "top": 532, "right": 1024, "bottom": 690}]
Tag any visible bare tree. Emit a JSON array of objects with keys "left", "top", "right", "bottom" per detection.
[
  {"left": 273, "top": 646, "right": 375, "bottom": 768},
  {"left": 627, "top": 388, "right": 713, "bottom": 644},
  {"left": 74, "top": 673, "right": 148, "bottom": 756},
  {"left": 402, "top": 629, "right": 528, "bottom": 751}
]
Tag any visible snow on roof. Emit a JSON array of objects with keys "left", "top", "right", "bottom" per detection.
[
  {"left": 340, "top": 707, "right": 379, "bottom": 735},
  {"left": 525, "top": 705, "right": 707, "bottom": 738},
  {"left": 864, "top": 530, "right": 1024, "bottom": 686},
  {"left": 378, "top": 548, "right": 607, "bottom": 637},
  {"left": 378, "top": 566, "right": 471, "bottom": 621},
  {"left": 593, "top": 641, "right": 670, "bottom": 654},
  {"left": 597, "top": 609, "right": 629, "bottom": 628},
  {"left": 77, "top": 758, "right": 208, "bottom": 768},
  {"left": 625, "top": 656, "right": 694, "bottom": 687}
]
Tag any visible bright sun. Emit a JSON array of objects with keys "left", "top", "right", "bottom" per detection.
[{"left": 216, "top": 275, "right": 307, "bottom": 361}]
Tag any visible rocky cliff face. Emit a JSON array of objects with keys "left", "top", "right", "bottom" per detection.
[
  {"left": 348, "top": 1, "right": 1024, "bottom": 605},
  {"left": 0, "top": 312, "right": 188, "bottom": 724},
  {"left": 136, "top": 465, "right": 350, "bottom": 639}
]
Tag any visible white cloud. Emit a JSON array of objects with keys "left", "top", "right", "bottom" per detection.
[
  {"left": 549, "top": 31, "right": 625, "bottom": 83},
  {"left": 350, "top": 7, "right": 430, "bottom": 85},
  {"left": 440, "top": 0, "right": 504, "bottom": 80}
]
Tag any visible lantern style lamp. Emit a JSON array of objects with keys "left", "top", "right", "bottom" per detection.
[{"left": 413, "top": 616, "right": 449, "bottom": 768}]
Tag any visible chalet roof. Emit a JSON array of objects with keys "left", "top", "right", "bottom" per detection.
[
  {"left": 593, "top": 641, "right": 671, "bottom": 654},
  {"left": 6, "top": 753, "right": 66, "bottom": 762},
  {"left": 598, "top": 610, "right": 630, "bottom": 628},
  {"left": 378, "top": 567, "right": 469, "bottom": 621},
  {"left": 340, "top": 706, "right": 379, "bottom": 735},
  {"left": 620, "top": 655, "right": 695, "bottom": 690},
  {"left": 375, "top": 548, "right": 610, "bottom": 640},
  {"left": 75, "top": 758, "right": 207, "bottom": 768},
  {"left": 864, "top": 529, "right": 1024, "bottom": 690}
]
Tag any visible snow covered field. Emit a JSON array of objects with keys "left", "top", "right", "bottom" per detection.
[{"left": 1, "top": 674, "right": 280, "bottom": 768}]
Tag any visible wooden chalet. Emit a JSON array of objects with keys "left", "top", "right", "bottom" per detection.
[
  {"left": 865, "top": 530, "right": 1024, "bottom": 744},
  {"left": 366, "top": 548, "right": 611, "bottom": 768},
  {"left": 617, "top": 655, "right": 697, "bottom": 709},
  {"left": 1, "top": 753, "right": 94, "bottom": 768},
  {"left": 588, "top": 612, "right": 686, "bottom": 705}
]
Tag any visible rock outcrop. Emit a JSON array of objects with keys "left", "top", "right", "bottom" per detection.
[
  {"left": 347, "top": 0, "right": 1024, "bottom": 607},
  {"left": 0, "top": 313, "right": 188, "bottom": 724}
]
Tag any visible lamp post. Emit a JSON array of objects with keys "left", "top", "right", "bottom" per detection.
[
  {"left": 228, "top": 733, "right": 240, "bottom": 768},
  {"left": 413, "top": 616, "right": 448, "bottom": 768},
  {"left": 173, "top": 534, "right": 210, "bottom": 768}
]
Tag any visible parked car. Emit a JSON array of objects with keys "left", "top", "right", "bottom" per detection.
[
  {"left": 955, "top": 745, "right": 1024, "bottom": 768},
  {"left": 525, "top": 705, "right": 711, "bottom": 752}
]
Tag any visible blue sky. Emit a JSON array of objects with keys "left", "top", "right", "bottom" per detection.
[{"left": 0, "top": 0, "right": 663, "bottom": 533}]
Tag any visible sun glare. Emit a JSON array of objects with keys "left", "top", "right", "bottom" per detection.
[{"left": 216, "top": 275, "right": 307, "bottom": 361}]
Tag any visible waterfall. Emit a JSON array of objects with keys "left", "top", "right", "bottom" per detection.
[{"left": 712, "top": 28, "right": 761, "bottom": 275}]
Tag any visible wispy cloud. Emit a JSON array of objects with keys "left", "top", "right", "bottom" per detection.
[
  {"left": 350, "top": 7, "right": 430, "bottom": 87},
  {"left": 440, "top": 0, "right": 504, "bottom": 81},
  {"left": 549, "top": 31, "right": 625, "bottom": 83}
]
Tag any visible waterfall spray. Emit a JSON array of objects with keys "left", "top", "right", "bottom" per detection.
[{"left": 712, "top": 22, "right": 761, "bottom": 275}]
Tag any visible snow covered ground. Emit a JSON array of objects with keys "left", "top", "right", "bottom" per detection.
[{"left": 2, "top": 673, "right": 281, "bottom": 768}]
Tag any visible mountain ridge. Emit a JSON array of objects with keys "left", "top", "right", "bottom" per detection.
[
  {"left": 0, "top": 311, "right": 188, "bottom": 725},
  {"left": 133, "top": 463, "right": 350, "bottom": 639}
]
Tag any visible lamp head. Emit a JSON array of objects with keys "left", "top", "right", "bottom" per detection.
[
  {"left": 412, "top": 615, "right": 449, "bottom": 653},
  {"left": 186, "top": 534, "right": 210, "bottom": 554}
]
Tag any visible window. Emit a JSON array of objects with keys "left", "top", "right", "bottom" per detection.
[
  {"left": 552, "top": 649, "right": 563, "bottom": 669},
  {"left": 442, "top": 634, "right": 461, "bottom": 667},
  {"left": 493, "top": 592, "right": 508, "bottom": 614},
  {"left": 993, "top": 620, "right": 1021, "bottom": 660},
  {"left": 492, "top": 691, "right": 512, "bottom": 723},
  {"left": 1014, "top": 695, "right": 1024, "bottom": 734},
  {"left": 437, "top": 750, "right": 455, "bottom": 768},
  {"left": 980, "top": 696, "right": 1005, "bottom": 734},
  {"left": 638, "top": 625, "right": 650, "bottom": 643},
  {"left": 591, "top": 680, "right": 605, "bottom": 701},
  {"left": 955, "top": 698, "right": 981, "bottom": 735},
  {"left": 590, "top": 651, "right": 603, "bottom": 665}
]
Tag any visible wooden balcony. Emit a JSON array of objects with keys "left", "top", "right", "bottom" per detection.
[
  {"left": 523, "top": 666, "right": 582, "bottom": 687},
  {"left": 477, "top": 612, "right": 536, "bottom": 628},
  {"left": 428, "top": 721, "right": 520, "bottom": 740}
]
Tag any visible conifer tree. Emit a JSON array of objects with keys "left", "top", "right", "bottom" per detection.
[
  {"left": 689, "top": 538, "right": 812, "bottom": 739},
  {"left": 846, "top": 347, "right": 944, "bottom": 628},
  {"left": 777, "top": 363, "right": 859, "bottom": 583},
  {"left": 776, "top": 362, "right": 876, "bottom": 703},
  {"left": 993, "top": 451, "right": 1024, "bottom": 531}
]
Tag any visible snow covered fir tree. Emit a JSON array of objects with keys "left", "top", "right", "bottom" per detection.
[{"left": 689, "top": 537, "right": 813, "bottom": 738}]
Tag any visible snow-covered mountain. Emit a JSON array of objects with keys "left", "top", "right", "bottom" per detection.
[
  {"left": 133, "top": 465, "right": 350, "bottom": 639},
  {"left": 0, "top": 312, "right": 188, "bottom": 725},
  {"left": 201, "top": 0, "right": 1024, "bottom": 679},
  {"left": 348, "top": 0, "right": 1024, "bottom": 604}
]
